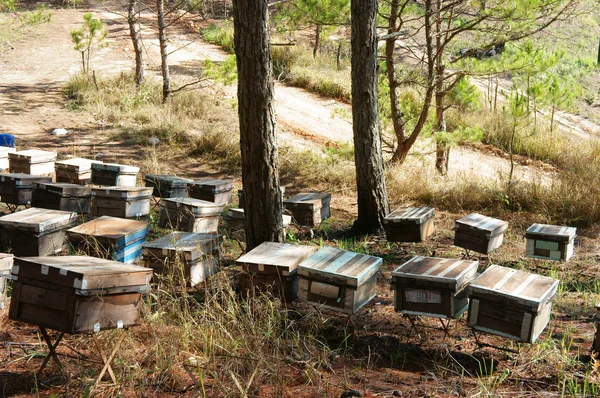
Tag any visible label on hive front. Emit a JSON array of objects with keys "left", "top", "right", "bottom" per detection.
[{"left": 405, "top": 288, "right": 441, "bottom": 304}]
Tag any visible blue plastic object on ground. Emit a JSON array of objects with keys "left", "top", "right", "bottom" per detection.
[{"left": 0, "top": 134, "right": 15, "bottom": 148}]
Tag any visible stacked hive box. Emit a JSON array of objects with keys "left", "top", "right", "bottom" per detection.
[
  {"left": 91, "top": 163, "right": 139, "bottom": 186},
  {"left": 9, "top": 150, "right": 56, "bottom": 176},
  {"left": 467, "top": 264, "right": 559, "bottom": 343},
  {"left": 391, "top": 256, "right": 478, "bottom": 319},
  {"left": 384, "top": 207, "right": 435, "bottom": 242},
  {"left": 188, "top": 178, "right": 234, "bottom": 204},
  {"left": 297, "top": 247, "right": 382, "bottom": 314},
  {"left": 144, "top": 174, "right": 191, "bottom": 199},
  {"left": 454, "top": 213, "right": 508, "bottom": 254},
  {"left": 0, "top": 208, "right": 77, "bottom": 256},
  {"left": 32, "top": 182, "right": 92, "bottom": 214},
  {"left": 0, "top": 173, "right": 52, "bottom": 207},
  {"left": 143, "top": 232, "right": 221, "bottom": 287},
  {"left": 0, "top": 253, "right": 14, "bottom": 310},
  {"left": 159, "top": 197, "right": 224, "bottom": 233},
  {"left": 55, "top": 158, "right": 102, "bottom": 185},
  {"left": 67, "top": 216, "right": 149, "bottom": 263},
  {"left": 236, "top": 242, "right": 317, "bottom": 302},
  {"left": 0, "top": 147, "right": 17, "bottom": 170},
  {"left": 9, "top": 256, "right": 152, "bottom": 333},
  {"left": 525, "top": 224, "right": 576, "bottom": 262},
  {"left": 92, "top": 186, "right": 153, "bottom": 218},
  {"left": 283, "top": 192, "right": 331, "bottom": 226}
]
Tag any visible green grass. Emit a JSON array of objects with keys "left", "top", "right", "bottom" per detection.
[{"left": 201, "top": 22, "right": 234, "bottom": 54}]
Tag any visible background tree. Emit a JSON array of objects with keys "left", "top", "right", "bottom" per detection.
[
  {"left": 233, "top": 0, "right": 285, "bottom": 249},
  {"left": 351, "top": 0, "right": 389, "bottom": 234},
  {"left": 71, "top": 12, "right": 107, "bottom": 74},
  {"left": 127, "top": 0, "right": 144, "bottom": 86}
]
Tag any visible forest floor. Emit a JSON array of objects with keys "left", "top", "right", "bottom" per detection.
[{"left": 1, "top": 3, "right": 600, "bottom": 398}]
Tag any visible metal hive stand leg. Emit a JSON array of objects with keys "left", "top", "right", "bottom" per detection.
[
  {"left": 438, "top": 318, "right": 451, "bottom": 339},
  {"left": 5, "top": 203, "right": 19, "bottom": 213},
  {"left": 405, "top": 315, "right": 423, "bottom": 340},
  {"left": 38, "top": 327, "right": 64, "bottom": 374},
  {"left": 470, "top": 328, "right": 520, "bottom": 354},
  {"left": 92, "top": 330, "right": 127, "bottom": 386}
]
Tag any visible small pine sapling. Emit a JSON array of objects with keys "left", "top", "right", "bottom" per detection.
[{"left": 71, "top": 12, "right": 107, "bottom": 74}]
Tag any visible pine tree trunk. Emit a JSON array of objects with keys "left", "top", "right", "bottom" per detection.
[
  {"left": 233, "top": 0, "right": 284, "bottom": 250},
  {"left": 433, "top": 0, "right": 449, "bottom": 176},
  {"left": 351, "top": 0, "right": 389, "bottom": 234},
  {"left": 313, "top": 24, "right": 321, "bottom": 58},
  {"left": 128, "top": 0, "right": 144, "bottom": 86},
  {"left": 157, "top": 0, "right": 170, "bottom": 103}
]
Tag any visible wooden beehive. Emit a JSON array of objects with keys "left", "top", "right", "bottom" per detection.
[
  {"left": 143, "top": 232, "right": 221, "bottom": 287},
  {"left": 467, "top": 264, "right": 559, "bottom": 343},
  {"left": 91, "top": 162, "right": 139, "bottom": 186},
  {"left": 297, "top": 247, "right": 382, "bottom": 314},
  {"left": 226, "top": 208, "right": 291, "bottom": 241},
  {"left": 454, "top": 213, "right": 508, "bottom": 254},
  {"left": 9, "top": 150, "right": 56, "bottom": 176},
  {"left": 384, "top": 207, "right": 435, "bottom": 242},
  {"left": 526, "top": 224, "right": 576, "bottom": 262},
  {"left": 236, "top": 242, "right": 317, "bottom": 302},
  {"left": 0, "top": 147, "right": 17, "bottom": 170},
  {"left": 0, "top": 207, "right": 77, "bottom": 256},
  {"left": 55, "top": 158, "right": 103, "bottom": 185},
  {"left": 32, "top": 182, "right": 92, "bottom": 214},
  {"left": 67, "top": 216, "right": 149, "bottom": 263},
  {"left": 391, "top": 256, "right": 478, "bottom": 319},
  {"left": 188, "top": 178, "right": 234, "bottom": 204},
  {"left": 9, "top": 256, "right": 152, "bottom": 334},
  {"left": 144, "top": 174, "right": 191, "bottom": 199},
  {"left": 0, "top": 253, "right": 14, "bottom": 310},
  {"left": 0, "top": 173, "right": 53, "bottom": 206},
  {"left": 283, "top": 192, "right": 331, "bottom": 226},
  {"left": 92, "top": 186, "right": 153, "bottom": 218},
  {"left": 159, "top": 197, "right": 224, "bottom": 233}
]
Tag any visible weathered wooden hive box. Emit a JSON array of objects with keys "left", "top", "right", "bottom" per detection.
[
  {"left": 92, "top": 186, "right": 153, "bottom": 218},
  {"left": 144, "top": 174, "right": 191, "bottom": 199},
  {"left": 9, "top": 150, "right": 57, "bottom": 176},
  {"left": 32, "top": 182, "right": 92, "bottom": 214},
  {"left": 8, "top": 256, "right": 152, "bottom": 334},
  {"left": 159, "top": 197, "right": 224, "bottom": 233},
  {"left": 467, "top": 264, "right": 559, "bottom": 343},
  {"left": 188, "top": 178, "right": 234, "bottom": 204},
  {"left": 91, "top": 162, "right": 139, "bottom": 186},
  {"left": 384, "top": 207, "right": 435, "bottom": 242},
  {"left": 67, "top": 216, "right": 149, "bottom": 263},
  {"left": 226, "top": 208, "right": 291, "bottom": 241},
  {"left": 237, "top": 186, "right": 285, "bottom": 211},
  {"left": 55, "top": 158, "right": 102, "bottom": 185},
  {"left": 454, "top": 213, "right": 508, "bottom": 254},
  {"left": 391, "top": 256, "right": 478, "bottom": 319},
  {"left": 298, "top": 247, "right": 382, "bottom": 314},
  {"left": 236, "top": 242, "right": 317, "bottom": 302},
  {"left": 0, "top": 207, "right": 77, "bottom": 256},
  {"left": 0, "top": 147, "right": 17, "bottom": 170},
  {"left": 143, "top": 232, "right": 221, "bottom": 287},
  {"left": 0, "top": 253, "right": 14, "bottom": 310},
  {"left": 525, "top": 223, "right": 576, "bottom": 262},
  {"left": 0, "top": 173, "right": 53, "bottom": 206},
  {"left": 283, "top": 192, "right": 331, "bottom": 226}
]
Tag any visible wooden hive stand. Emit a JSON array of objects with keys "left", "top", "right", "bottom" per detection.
[{"left": 8, "top": 256, "right": 153, "bottom": 386}]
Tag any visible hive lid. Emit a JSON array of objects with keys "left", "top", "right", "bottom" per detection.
[
  {"left": 0, "top": 253, "right": 14, "bottom": 273},
  {"left": 391, "top": 256, "right": 478, "bottom": 290},
  {"left": 0, "top": 147, "right": 17, "bottom": 159},
  {"left": 162, "top": 197, "right": 224, "bottom": 215},
  {"left": 227, "top": 208, "right": 291, "bottom": 226},
  {"left": 55, "top": 158, "right": 103, "bottom": 172},
  {"left": 92, "top": 186, "right": 154, "bottom": 199},
  {"left": 298, "top": 246, "right": 382, "bottom": 287},
  {"left": 92, "top": 162, "right": 140, "bottom": 174},
  {"left": 455, "top": 213, "right": 508, "bottom": 237},
  {"left": 142, "top": 232, "right": 221, "bottom": 262},
  {"left": 526, "top": 223, "right": 576, "bottom": 240},
  {"left": 236, "top": 242, "right": 317, "bottom": 275},
  {"left": 384, "top": 207, "right": 434, "bottom": 224},
  {"left": 67, "top": 216, "right": 149, "bottom": 246},
  {"left": 0, "top": 173, "right": 53, "bottom": 186},
  {"left": 9, "top": 149, "right": 57, "bottom": 163},
  {"left": 468, "top": 264, "right": 559, "bottom": 310},
  {"left": 144, "top": 174, "right": 193, "bottom": 189},
  {"left": 0, "top": 207, "right": 77, "bottom": 233},
  {"left": 34, "top": 182, "right": 92, "bottom": 196},
  {"left": 189, "top": 178, "right": 234, "bottom": 193},
  {"left": 284, "top": 192, "right": 331, "bottom": 209},
  {"left": 12, "top": 256, "right": 152, "bottom": 293}
]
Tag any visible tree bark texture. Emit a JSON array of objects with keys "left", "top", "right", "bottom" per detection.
[
  {"left": 128, "top": 0, "right": 144, "bottom": 86},
  {"left": 233, "top": 0, "right": 284, "bottom": 250},
  {"left": 433, "top": 0, "right": 449, "bottom": 176},
  {"left": 351, "top": 0, "right": 389, "bottom": 234},
  {"left": 157, "top": 0, "right": 171, "bottom": 103}
]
